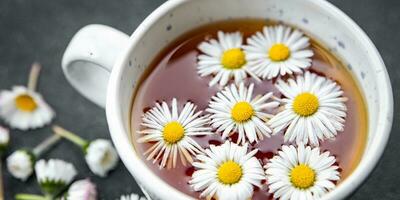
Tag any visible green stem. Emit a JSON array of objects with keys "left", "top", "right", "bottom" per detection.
[
  {"left": 32, "top": 134, "right": 61, "bottom": 157},
  {"left": 52, "top": 125, "right": 89, "bottom": 149},
  {"left": 27, "top": 62, "right": 41, "bottom": 92},
  {"left": 0, "top": 161, "right": 3, "bottom": 200},
  {"left": 15, "top": 194, "right": 50, "bottom": 200}
]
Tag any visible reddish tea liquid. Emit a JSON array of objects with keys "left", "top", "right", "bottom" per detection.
[{"left": 130, "top": 19, "right": 368, "bottom": 199}]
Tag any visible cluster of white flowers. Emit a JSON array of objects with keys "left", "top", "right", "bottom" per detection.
[
  {"left": 197, "top": 25, "right": 313, "bottom": 86},
  {"left": 2, "top": 24, "right": 351, "bottom": 200},
  {"left": 1, "top": 63, "right": 127, "bottom": 200},
  {"left": 134, "top": 24, "right": 349, "bottom": 200}
]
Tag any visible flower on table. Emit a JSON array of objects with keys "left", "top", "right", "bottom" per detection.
[
  {"left": 6, "top": 134, "right": 61, "bottom": 181},
  {"left": 265, "top": 144, "right": 340, "bottom": 200},
  {"left": 244, "top": 25, "right": 313, "bottom": 80},
  {"left": 0, "top": 63, "right": 55, "bottom": 130},
  {"left": 190, "top": 141, "right": 265, "bottom": 200},
  {"left": 0, "top": 126, "right": 9, "bottom": 153},
  {"left": 207, "top": 82, "right": 279, "bottom": 144},
  {"left": 0, "top": 126, "right": 9, "bottom": 200},
  {"left": 35, "top": 159, "right": 77, "bottom": 197},
  {"left": 52, "top": 125, "right": 119, "bottom": 177},
  {"left": 268, "top": 71, "right": 347, "bottom": 146},
  {"left": 0, "top": 86, "right": 55, "bottom": 130},
  {"left": 85, "top": 139, "right": 119, "bottom": 177},
  {"left": 62, "top": 179, "right": 97, "bottom": 200},
  {"left": 137, "top": 98, "right": 213, "bottom": 168},
  {"left": 197, "top": 31, "right": 260, "bottom": 87},
  {"left": 6, "top": 150, "right": 34, "bottom": 181},
  {"left": 118, "top": 193, "right": 147, "bottom": 200}
]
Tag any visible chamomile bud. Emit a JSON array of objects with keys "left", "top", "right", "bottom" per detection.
[
  {"left": 0, "top": 126, "right": 10, "bottom": 153},
  {"left": 118, "top": 193, "right": 147, "bottom": 200},
  {"left": 6, "top": 134, "right": 61, "bottom": 181},
  {"left": 6, "top": 150, "right": 35, "bottom": 181},
  {"left": 53, "top": 125, "right": 119, "bottom": 177},
  {"left": 85, "top": 139, "right": 118, "bottom": 177},
  {"left": 62, "top": 179, "right": 97, "bottom": 200},
  {"left": 35, "top": 159, "right": 77, "bottom": 196}
]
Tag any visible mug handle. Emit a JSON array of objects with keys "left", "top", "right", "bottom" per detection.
[{"left": 62, "top": 24, "right": 129, "bottom": 108}]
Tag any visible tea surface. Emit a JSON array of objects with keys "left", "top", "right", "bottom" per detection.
[{"left": 130, "top": 19, "right": 367, "bottom": 199}]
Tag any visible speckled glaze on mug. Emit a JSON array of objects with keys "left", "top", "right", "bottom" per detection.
[{"left": 62, "top": 0, "right": 393, "bottom": 199}]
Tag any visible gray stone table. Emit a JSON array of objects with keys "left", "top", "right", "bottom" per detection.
[{"left": 0, "top": 0, "right": 399, "bottom": 199}]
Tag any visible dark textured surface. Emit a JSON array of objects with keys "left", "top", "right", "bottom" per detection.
[{"left": 0, "top": 0, "right": 398, "bottom": 199}]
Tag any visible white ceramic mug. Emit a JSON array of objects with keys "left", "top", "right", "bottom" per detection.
[{"left": 62, "top": 0, "right": 393, "bottom": 199}]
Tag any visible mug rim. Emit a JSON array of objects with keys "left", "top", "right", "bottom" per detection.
[{"left": 106, "top": 0, "right": 393, "bottom": 199}]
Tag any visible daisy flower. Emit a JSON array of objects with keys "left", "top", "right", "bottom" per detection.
[
  {"left": 190, "top": 141, "right": 264, "bottom": 200},
  {"left": 62, "top": 179, "right": 97, "bottom": 200},
  {"left": 207, "top": 83, "right": 279, "bottom": 144},
  {"left": 53, "top": 125, "right": 119, "bottom": 177},
  {"left": 244, "top": 25, "right": 313, "bottom": 80},
  {"left": 0, "top": 63, "right": 55, "bottom": 130},
  {"left": 85, "top": 139, "right": 119, "bottom": 177},
  {"left": 35, "top": 159, "right": 77, "bottom": 197},
  {"left": 6, "top": 134, "right": 61, "bottom": 181},
  {"left": 137, "top": 98, "right": 213, "bottom": 168},
  {"left": 268, "top": 71, "right": 347, "bottom": 146},
  {"left": 197, "top": 31, "right": 260, "bottom": 86},
  {"left": 118, "top": 193, "right": 147, "bottom": 200},
  {"left": 6, "top": 150, "right": 34, "bottom": 181},
  {"left": 265, "top": 144, "right": 340, "bottom": 200},
  {"left": 0, "top": 126, "right": 9, "bottom": 153}
]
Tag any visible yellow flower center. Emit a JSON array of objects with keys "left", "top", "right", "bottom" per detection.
[
  {"left": 217, "top": 161, "right": 243, "bottom": 184},
  {"left": 290, "top": 164, "right": 316, "bottom": 189},
  {"left": 14, "top": 94, "right": 37, "bottom": 112},
  {"left": 221, "top": 48, "right": 246, "bottom": 69},
  {"left": 292, "top": 93, "right": 319, "bottom": 117},
  {"left": 231, "top": 102, "right": 254, "bottom": 123},
  {"left": 269, "top": 43, "right": 290, "bottom": 61},
  {"left": 163, "top": 121, "right": 185, "bottom": 144}
]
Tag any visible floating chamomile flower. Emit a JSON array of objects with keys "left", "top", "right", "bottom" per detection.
[
  {"left": 53, "top": 125, "right": 119, "bottom": 177},
  {"left": 268, "top": 71, "right": 347, "bottom": 146},
  {"left": 207, "top": 83, "right": 279, "bottom": 144},
  {"left": 265, "top": 144, "right": 340, "bottom": 200},
  {"left": 0, "top": 63, "right": 55, "bottom": 130},
  {"left": 137, "top": 98, "right": 212, "bottom": 168},
  {"left": 35, "top": 159, "right": 77, "bottom": 197},
  {"left": 118, "top": 193, "right": 147, "bottom": 200},
  {"left": 190, "top": 141, "right": 265, "bottom": 200},
  {"left": 62, "top": 179, "right": 97, "bottom": 200},
  {"left": 6, "top": 134, "right": 61, "bottom": 181},
  {"left": 244, "top": 25, "right": 313, "bottom": 80},
  {"left": 197, "top": 31, "right": 260, "bottom": 86}
]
